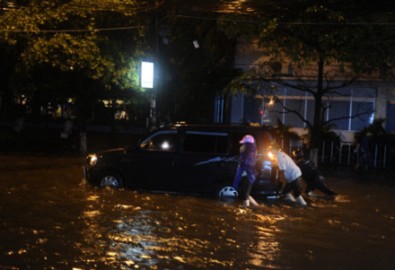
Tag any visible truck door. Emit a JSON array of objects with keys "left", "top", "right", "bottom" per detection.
[
  {"left": 134, "top": 130, "right": 180, "bottom": 190},
  {"left": 176, "top": 131, "right": 235, "bottom": 193}
]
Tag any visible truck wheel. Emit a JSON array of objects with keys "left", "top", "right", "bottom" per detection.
[
  {"left": 99, "top": 173, "right": 124, "bottom": 188},
  {"left": 216, "top": 185, "right": 238, "bottom": 200}
]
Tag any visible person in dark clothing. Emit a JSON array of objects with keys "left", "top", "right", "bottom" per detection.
[
  {"left": 292, "top": 148, "right": 337, "bottom": 198},
  {"left": 355, "top": 133, "right": 372, "bottom": 171},
  {"left": 233, "top": 135, "right": 258, "bottom": 207}
]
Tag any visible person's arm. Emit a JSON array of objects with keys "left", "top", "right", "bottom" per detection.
[
  {"left": 274, "top": 169, "right": 287, "bottom": 193},
  {"left": 278, "top": 170, "right": 287, "bottom": 184}
]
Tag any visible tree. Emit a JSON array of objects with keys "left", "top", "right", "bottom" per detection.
[
  {"left": 0, "top": 0, "right": 157, "bottom": 76},
  {"left": 153, "top": 0, "right": 239, "bottom": 124},
  {"left": 218, "top": 1, "right": 395, "bottom": 162},
  {"left": 0, "top": 0, "right": 159, "bottom": 152}
]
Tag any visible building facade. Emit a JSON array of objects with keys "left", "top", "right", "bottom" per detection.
[{"left": 229, "top": 39, "right": 395, "bottom": 143}]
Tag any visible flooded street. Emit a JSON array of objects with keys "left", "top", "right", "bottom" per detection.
[{"left": 1, "top": 153, "right": 395, "bottom": 270}]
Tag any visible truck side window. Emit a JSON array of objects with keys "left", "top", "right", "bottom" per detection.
[
  {"left": 140, "top": 131, "right": 178, "bottom": 152},
  {"left": 183, "top": 131, "right": 228, "bottom": 154}
]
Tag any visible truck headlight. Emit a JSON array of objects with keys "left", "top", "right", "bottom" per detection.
[{"left": 88, "top": 154, "right": 98, "bottom": 166}]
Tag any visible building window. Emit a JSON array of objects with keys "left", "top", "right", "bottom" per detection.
[
  {"left": 270, "top": 86, "right": 376, "bottom": 131},
  {"left": 283, "top": 99, "right": 306, "bottom": 128},
  {"left": 386, "top": 102, "right": 395, "bottom": 132},
  {"left": 351, "top": 102, "right": 374, "bottom": 130},
  {"left": 327, "top": 101, "right": 350, "bottom": 130}
]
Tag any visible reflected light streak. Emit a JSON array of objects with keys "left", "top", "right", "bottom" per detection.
[
  {"left": 244, "top": 213, "right": 284, "bottom": 268},
  {"left": 232, "top": 206, "right": 286, "bottom": 267},
  {"left": 218, "top": 0, "right": 256, "bottom": 15}
]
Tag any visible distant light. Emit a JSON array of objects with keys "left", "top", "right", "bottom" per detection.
[
  {"left": 193, "top": 40, "right": 199, "bottom": 49},
  {"left": 369, "top": 113, "right": 375, "bottom": 124},
  {"left": 141, "top": 61, "right": 154, "bottom": 89}
]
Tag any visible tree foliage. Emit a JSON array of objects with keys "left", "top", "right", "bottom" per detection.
[
  {"left": 0, "top": 0, "right": 240, "bottom": 125},
  {"left": 0, "top": 0, "right": 163, "bottom": 152},
  {"left": 0, "top": 0, "right": 161, "bottom": 96}
]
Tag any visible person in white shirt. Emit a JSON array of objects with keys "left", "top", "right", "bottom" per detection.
[{"left": 269, "top": 143, "right": 307, "bottom": 207}]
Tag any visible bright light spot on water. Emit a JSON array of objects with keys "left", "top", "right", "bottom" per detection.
[
  {"left": 83, "top": 210, "right": 101, "bottom": 218},
  {"left": 106, "top": 251, "right": 117, "bottom": 257},
  {"left": 114, "top": 204, "right": 137, "bottom": 210},
  {"left": 327, "top": 219, "right": 341, "bottom": 225},
  {"left": 124, "top": 260, "right": 135, "bottom": 266},
  {"left": 173, "top": 256, "right": 185, "bottom": 263},
  {"left": 87, "top": 195, "right": 99, "bottom": 201}
]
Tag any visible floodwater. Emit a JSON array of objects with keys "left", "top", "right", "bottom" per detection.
[{"left": 1, "top": 153, "right": 395, "bottom": 270}]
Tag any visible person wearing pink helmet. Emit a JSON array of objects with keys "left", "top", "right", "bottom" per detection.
[{"left": 232, "top": 134, "right": 258, "bottom": 207}]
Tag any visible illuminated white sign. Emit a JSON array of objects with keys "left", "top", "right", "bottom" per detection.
[{"left": 141, "top": 61, "right": 154, "bottom": 89}]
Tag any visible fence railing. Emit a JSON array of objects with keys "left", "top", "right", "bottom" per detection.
[
  {"left": 281, "top": 139, "right": 392, "bottom": 169},
  {"left": 319, "top": 141, "right": 390, "bottom": 169}
]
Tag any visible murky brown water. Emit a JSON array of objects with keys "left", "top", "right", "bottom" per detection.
[{"left": 1, "top": 153, "right": 395, "bottom": 269}]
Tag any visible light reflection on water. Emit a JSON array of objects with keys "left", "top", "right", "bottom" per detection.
[{"left": 76, "top": 188, "right": 288, "bottom": 269}]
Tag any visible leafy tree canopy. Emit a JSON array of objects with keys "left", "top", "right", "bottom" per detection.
[{"left": 0, "top": 0, "right": 161, "bottom": 91}]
